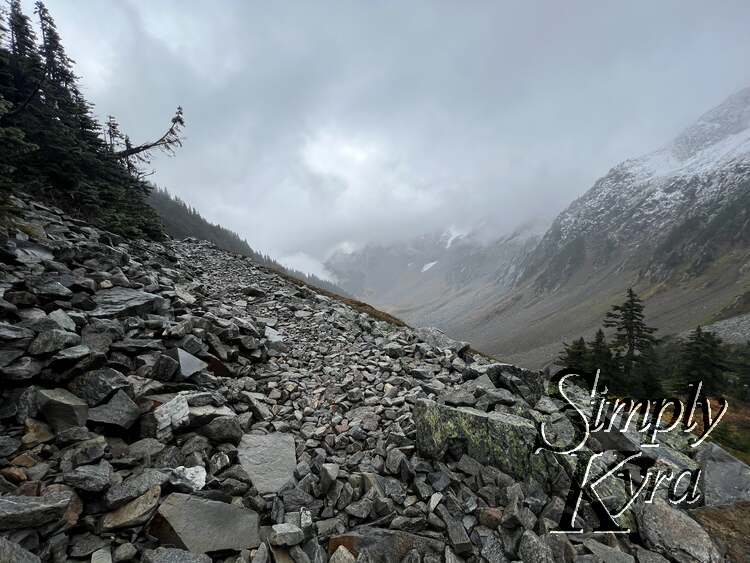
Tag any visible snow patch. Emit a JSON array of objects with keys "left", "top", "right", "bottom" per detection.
[{"left": 421, "top": 261, "right": 438, "bottom": 273}]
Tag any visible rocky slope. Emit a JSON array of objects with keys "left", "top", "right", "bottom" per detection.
[{"left": 1, "top": 194, "right": 748, "bottom": 562}]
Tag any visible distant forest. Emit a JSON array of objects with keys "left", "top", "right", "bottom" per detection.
[
  {"left": 0, "top": 1, "right": 344, "bottom": 295},
  {"left": 149, "top": 187, "right": 346, "bottom": 295}
]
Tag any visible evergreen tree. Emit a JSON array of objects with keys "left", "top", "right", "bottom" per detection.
[
  {"left": 586, "top": 329, "right": 617, "bottom": 388},
  {"left": 604, "top": 288, "right": 657, "bottom": 380},
  {"left": 0, "top": 1, "right": 181, "bottom": 238},
  {"left": 678, "top": 327, "right": 726, "bottom": 395},
  {"left": 557, "top": 337, "right": 589, "bottom": 371}
]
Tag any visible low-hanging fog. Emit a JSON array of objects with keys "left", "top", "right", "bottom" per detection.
[{"left": 46, "top": 0, "right": 750, "bottom": 279}]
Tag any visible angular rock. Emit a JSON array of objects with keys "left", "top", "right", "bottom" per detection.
[
  {"left": 270, "top": 522, "right": 305, "bottom": 546},
  {"left": 696, "top": 442, "right": 750, "bottom": 506},
  {"left": 0, "top": 536, "right": 41, "bottom": 563},
  {"left": 101, "top": 485, "right": 161, "bottom": 531},
  {"left": 90, "top": 287, "right": 161, "bottom": 318},
  {"left": 28, "top": 329, "right": 80, "bottom": 355},
  {"left": 68, "top": 368, "right": 131, "bottom": 406},
  {"left": 238, "top": 432, "right": 297, "bottom": 494},
  {"left": 149, "top": 492, "right": 260, "bottom": 553},
  {"left": 88, "top": 390, "right": 141, "bottom": 429},
  {"left": 413, "top": 399, "right": 560, "bottom": 487},
  {"left": 167, "top": 347, "right": 208, "bottom": 380},
  {"left": 0, "top": 491, "right": 72, "bottom": 529},
  {"left": 106, "top": 469, "right": 169, "bottom": 509},
  {"left": 200, "top": 415, "right": 242, "bottom": 444},
  {"left": 36, "top": 388, "right": 88, "bottom": 431}
]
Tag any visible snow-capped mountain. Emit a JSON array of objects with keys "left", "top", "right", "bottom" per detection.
[
  {"left": 525, "top": 86, "right": 750, "bottom": 290},
  {"left": 329, "top": 87, "right": 750, "bottom": 368}
]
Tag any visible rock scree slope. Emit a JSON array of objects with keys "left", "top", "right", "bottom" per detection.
[{"left": 0, "top": 193, "right": 748, "bottom": 562}]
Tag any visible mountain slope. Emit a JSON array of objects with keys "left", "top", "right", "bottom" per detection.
[
  {"left": 329, "top": 87, "right": 750, "bottom": 368},
  {"left": 470, "top": 86, "right": 750, "bottom": 366}
]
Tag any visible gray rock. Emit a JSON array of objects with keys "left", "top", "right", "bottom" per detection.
[
  {"left": 101, "top": 485, "right": 161, "bottom": 531},
  {"left": 583, "top": 539, "right": 634, "bottom": 563},
  {"left": 517, "top": 530, "right": 554, "bottom": 563},
  {"left": 696, "top": 442, "right": 750, "bottom": 505},
  {"left": 167, "top": 347, "right": 208, "bottom": 379},
  {"left": 106, "top": 469, "right": 169, "bottom": 508},
  {"left": 637, "top": 498, "right": 721, "bottom": 563},
  {"left": 28, "top": 328, "right": 80, "bottom": 355},
  {"left": 143, "top": 547, "right": 211, "bottom": 563},
  {"left": 413, "top": 399, "right": 560, "bottom": 487},
  {"left": 0, "top": 491, "right": 73, "bottom": 529},
  {"left": 0, "top": 536, "right": 41, "bottom": 563},
  {"left": 238, "top": 432, "right": 297, "bottom": 494},
  {"left": 36, "top": 387, "right": 88, "bottom": 431},
  {"left": 0, "top": 435, "right": 20, "bottom": 457},
  {"left": 88, "top": 390, "right": 141, "bottom": 429},
  {"left": 49, "top": 308, "right": 77, "bottom": 331},
  {"left": 1, "top": 355, "right": 43, "bottom": 381},
  {"left": 270, "top": 522, "right": 305, "bottom": 546},
  {"left": 90, "top": 287, "right": 162, "bottom": 318},
  {"left": 62, "top": 460, "right": 112, "bottom": 492},
  {"left": 149, "top": 492, "right": 260, "bottom": 553},
  {"left": 200, "top": 415, "right": 242, "bottom": 444},
  {"left": 68, "top": 368, "right": 131, "bottom": 406}
]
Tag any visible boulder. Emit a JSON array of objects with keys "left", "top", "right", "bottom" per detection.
[
  {"left": 696, "top": 443, "right": 750, "bottom": 505},
  {"left": 166, "top": 347, "right": 208, "bottom": 380},
  {"left": 88, "top": 390, "right": 141, "bottom": 429},
  {"left": 28, "top": 329, "right": 80, "bottom": 355},
  {"left": 0, "top": 491, "right": 73, "bottom": 529},
  {"left": 68, "top": 368, "right": 131, "bottom": 406},
  {"left": 101, "top": 485, "right": 161, "bottom": 531},
  {"left": 238, "top": 432, "right": 297, "bottom": 494},
  {"left": 90, "top": 287, "right": 161, "bottom": 318},
  {"left": 148, "top": 493, "right": 260, "bottom": 553},
  {"left": 413, "top": 399, "right": 560, "bottom": 487},
  {"left": 36, "top": 388, "right": 88, "bottom": 431},
  {"left": 637, "top": 498, "right": 721, "bottom": 563}
]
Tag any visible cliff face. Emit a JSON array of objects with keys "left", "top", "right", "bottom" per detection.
[{"left": 0, "top": 193, "right": 746, "bottom": 561}]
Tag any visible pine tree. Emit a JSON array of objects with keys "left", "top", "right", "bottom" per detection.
[
  {"left": 604, "top": 288, "right": 657, "bottom": 380},
  {"left": 586, "top": 329, "right": 617, "bottom": 389},
  {"left": 678, "top": 327, "right": 726, "bottom": 395},
  {"left": 557, "top": 337, "right": 589, "bottom": 371}
]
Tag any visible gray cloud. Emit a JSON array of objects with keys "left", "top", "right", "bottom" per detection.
[{"left": 47, "top": 0, "right": 750, "bottom": 278}]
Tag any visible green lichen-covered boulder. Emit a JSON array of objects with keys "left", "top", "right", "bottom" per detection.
[{"left": 413, "top": 399, "right": 561, "bottom": 488}]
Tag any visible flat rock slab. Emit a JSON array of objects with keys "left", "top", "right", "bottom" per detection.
[
  {"left": 101, "top": 486, "right": 160, "bottom": 531},
  {"left": 238, "top": 432, "right": 297, "bottom": 494},
  {"left": 0, "top": 492, "right": 72, "bottom": 529},
  {"left": 413, "top": 399, "right": 560, "bottom": 487},
  {"left": 90, "top": 287, "right": 161, "bottom": 318},
  {"left": 149, "top": 493, "right": 260, "bottom": 553}
]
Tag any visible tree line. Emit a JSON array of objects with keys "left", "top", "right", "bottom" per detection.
[
  {"left": 0, "top": 1, "right": 184, "bottom": 237},
  {"left": 557, "top": 288, "right": 750, "bottom": 400}
]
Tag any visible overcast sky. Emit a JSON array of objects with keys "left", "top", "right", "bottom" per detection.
[{"left": 45, "top": 1, "right": 750, "bottom": 278}]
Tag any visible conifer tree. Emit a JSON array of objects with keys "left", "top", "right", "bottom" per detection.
[
  {"left": 604, "top": 288, "right": 657, "bottom": 379},
  {"left": 586, "top": 329, "right": 616, "bottom": 388},
  {"left": 678, "top": 327, "right": 726, "bottom": 395},
  {"left": 556, "top": 337, "right": 589, "bottom": 372}
]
